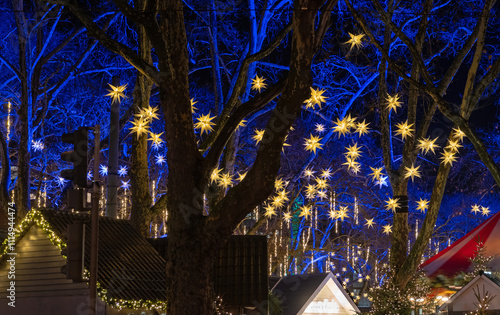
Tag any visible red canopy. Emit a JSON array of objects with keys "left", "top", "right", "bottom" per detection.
[{"left": 421, "top": 211, "right": 500, "bottom": 278}]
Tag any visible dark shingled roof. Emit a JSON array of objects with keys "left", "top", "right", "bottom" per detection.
[
  {"left": 39, "top": 210, "right": 167, "bottom": 302},
  {"left": 272, "top": 273, "right": 330, "bottom": 315}
]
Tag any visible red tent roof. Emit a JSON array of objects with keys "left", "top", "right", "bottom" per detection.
[{"left": 421, "top": 211, "right": 500, "bottom": 278}]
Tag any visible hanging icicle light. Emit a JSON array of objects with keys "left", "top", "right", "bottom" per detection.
[{"left": 354, "top": 197, "right": 358, "bottom": 225}]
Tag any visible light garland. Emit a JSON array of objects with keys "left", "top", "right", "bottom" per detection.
[{"left": 0, "top": 209, "right": 167, "bottom": 311}]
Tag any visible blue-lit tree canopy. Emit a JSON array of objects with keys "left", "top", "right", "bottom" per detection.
[{"left": 1, "top": 0, "right": 500, "bottom": 314}]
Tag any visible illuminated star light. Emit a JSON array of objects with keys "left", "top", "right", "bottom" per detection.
[
  {"left": 137, "top": 105, "right": 160, "bottom": 121},
  {"left": 316, "top": 190, "right": 327, "bottom": 200},
  {"left": 417, "top": 137, "right": 439, "bottom": 155},
  {"left": 236, "top": 119, "right": 247, "bottom": 130},
  {"left": 345, "top": 32, "right": 365, "bottom": 50},
  {"left": 305, "top": 184, "right": 317, "bottom": 199},
  {"left": 345, "top": 143, "right": 362, "bottom": 160},
  {"left": 332, "top": 117, "right": 350, "bottom": 137},
  {"left": 337, "top": 206, "right": 349, "bottom": 221},
  {"left": 482, "top": 206, "right": 491, "bottom": 216},
  {"left": 416, "top": 198, "right": 429, "bottom": 212},
  {"left": 210, "top": 167, "right": 222, "bottom": 184},
  {"left": 342, "top": 158, "right": 360, "bottom": 173},
  {"left": 383, "top": 224, "right": 392, "bottom": 235},
  {"left": 274, "top": 178, "right": 285, "bottom": 191},
  {"left": 404, "top": 164, "right": 421, "bottom": 181},
  {"left": 440, "top": 150, "right": 458, "bottom": 166},
  {"left": 155, "top": 154, "right": 166, "bottom": 165},
  {"left": 452, "top": 127, "right": 466, "bottom": 141},
  {"left": 120, "top": 180, "right": 130, "bottom": 190},
  {"left": 148, "top": 132, "right": 165, "bottom": 149},
  {"left": 304, "top": 87, "right": 328, "bottom": 109},
  {"left": 283, "top": 212, "right": 292, "bottom": 222},
  {"left": 32, "top": 139, "right": 45, "bottom": 152},
  {"left": 194, "top": 112, "right": 217, "bottom": 135},
  {"left": 218, "top": 172, "right": 233, "bottom": 190},
  {"left": 315, "top": 177, "right": 328, "bottom": 190},
  {"left": 99, "top": 164, "right": 108, "bottom": 176},
  {"left": 106, "top": 83, "right": 127, "bottom": 103},
  {"left": 320, "top": 168, "right": 333, "bottom": 179},
  {"left": 369, "top": 166, "right": 384, "bottom": 182},
  {"left": 385, "top": 197, "right": 399, "bottom": 212},
  {"left": 129, "top": 118, "right": 150, "bottom": 138},
  {"left": 87, "top": 171, "right": 93, "bottom": 180},
  {"left": 251, "top": 75, "right": 267, "bottom": 93},
  {"left": 355, "top": 120, "right": 370, "bottom": 137},
  {"left": 118, "top": 165, "right": 128, "bottom": 177},
  {"left": 299, "top": 205, "right": 312, "bottom": 219},
  {"left": 446, "top": 139, "right": 463, "bottom": 152},
  {"left": 304, "top": 134, "right": 323, "bottom": 154},
  {"left": 365, "top": 218, "right": 376, "bottom": 228},
  {"left": 328, "top": 210, "right": 337, "bottom": 220},
  {"left": 303, "top": 168, "right": 316, "bottom": 179},
  {"left": 471, "top": 204, "right": 481, "bottom": 214},
  {"left": 386, "top": 93, "right": 403, "bottom": 113},
  {"left": 374, "top": 175, "right": 388, "bottom": 189},
  {"left": 264, "top": 204, "right": 276, "bottom": 218},
  {"left": 395, "top": 120, "right": 415, "bottom": 140},
  {"left": 252, "top": 129, "right": 265, "bottom": 145},
  {"left": 315, "top": 123, "right": 325, "bottom": 133}
]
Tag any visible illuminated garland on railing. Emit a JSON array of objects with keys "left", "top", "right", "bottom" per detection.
[{"left": 0, "top": 208, "right": 167, "bottom": 312}]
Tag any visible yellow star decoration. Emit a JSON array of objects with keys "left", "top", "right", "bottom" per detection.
[
  {"left": 210, "top": 167, "right": 222, "bottom": 184},
  {"left": 190, "top": 98, "right": 198, "bottom": 112},
  {"left": 264, "top": 204, "right": 276, "bottom": 218},
  {"left": 299, "top": 205, "right": 312, "bottom": 219},
  {"left": 194, "top": 112, "right": 216, "bottom": 135},
  {"left": 315, "top": 177, "right": 328, "bottom": 190},
  {"left": 345, "top": 32, "right": 365, "bottom": 50},
  {"left": 440, "top": 150, "right": 458, "bottom": 166},
  {"left": 303, "top": 168, "right": 315, "bottom": 179},
  {"left": 446, "top": 139, "right": 463, "bottom": 152},
  {"left": 320, "top": 168, "right": 333, "bottom": 179},
  {"left": 452, "top": 127, "right": 466, "bottom": 141},
  {"left": 369, "top": 166, "right": 384, "bottom": 181},
  {"left": 274, "top": 178, "right": 285, "bottom": 191},
  {"left": 386, "top": 93, "right": 402, "bottom": 113},
  {"left": 365, "top": 218, "right": 376, "bottom": 228},
  {"left": 337, "top": 206, "right": 349, "bottom": 221},
  {"left": 236, "top": 172, "right": 247, "bottom": 182},
  {"left": 304, "top": 134, "right": 323, "bottom": 154},
  {"left": 148, "top": 132, "right": 164, "bottom": 147},
  {"left": 416, "top": 198, "right": 429, "bottom": 212},
  {"left": 236, "top": 119, "right": 247, "bottom": 130},
  {"left": 355, "top": 120, "right": 370, "bottom": 137},
  {"left": 395, "top": 120, "right": 415, "bottom": 140},
  {"left": 417, "top": 137, "right": 439, "bottom": 154},
  {"left": 304, "top": 87, "right": 328, "bottom": 109},
  {"left": 383, "top": 224, "right": 392, "bottom": 235},
  {"left": 316, "top": 190, "right": 327, "bottom": 199},
  {"left": 218, "top": 172, "right": 233, "bottom": 189},
  {"left": 283, "top": 212, "right": 292, "bottom": 222},
  {"left": 137, "top": 105, "right": 160, "bottom": 121},
  {"left": 252, "top": 129, "right": 265, "bottom": 145},
  {"left": 332, "top": 117, "right": 351, "bottom": 137},
  {"left": 404, "top": 164, "right": 421, "bottom": 181},
  {"left": 482, "top": 206, "right": 491, "bottom": 216},
  {"left": 329, "top": 209, "right": 337, "bottom": 220},
  {"left": 251, "top": 75, "right": 267, "bottom": 93},
  {"left": 315, "top": 123, "right": 325, "bottom": 133},
  {"left": 343, "top": 158, "right": 361, "bottom": 173},
  {"left": 345, "top": 143, "right": 362, "bottom": 160},
  {"left": 385, "top": 197, "right": 399, "bottom": 212},
  {"left": 305, "top": 184, "right": 317, "bottom": 199},
  {"left": 106, "top": 83, "right": 127, "bottom": 103},
  {"left": 129, "top": 118, "right": 150, "bottom": 138},
  {"left": 471, "top": 204, "right": 481, "bottom": 214}
]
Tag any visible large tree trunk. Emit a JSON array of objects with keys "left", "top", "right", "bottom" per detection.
[{"left": 130, "top": 13, "right": 153, "bottom": 236}]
